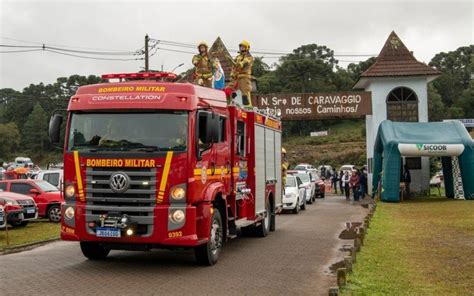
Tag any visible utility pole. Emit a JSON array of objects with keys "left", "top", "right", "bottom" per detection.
[{"left": 145, "top": 34, "right": 149, "bottom": 72}]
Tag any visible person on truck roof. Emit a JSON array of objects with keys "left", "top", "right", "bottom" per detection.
[
  {"left": 192, "top": 41, "right": 213, "bottom": 88},
  {"left": 229, "top": 40, "right": 254, "bottom": 108}
]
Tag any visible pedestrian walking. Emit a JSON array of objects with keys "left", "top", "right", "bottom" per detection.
[
  {"left": 331, "top": 173, "right": 339, "bottom": 194},
  {"left": 350, "top": 170, "right": 360, "bottom": 201},
  {"left": 339, "top": 170, "right": 344, "bottom": 195},
  {"left": 342, "top": 171, "right": 351, "bottom": 201},
  {"left": 359, "top": 170, "right": 367, "bottom": 199},
  {"left": 403, "top": 164, "right": 411, "bottom": 198}
]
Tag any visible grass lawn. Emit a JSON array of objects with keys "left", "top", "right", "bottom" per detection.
[
  {"left": 342, "top": 196, "right": 474, "bottom": 295},
  {"left": 0, "top": 220, "right": 60, "bottom": 251}
]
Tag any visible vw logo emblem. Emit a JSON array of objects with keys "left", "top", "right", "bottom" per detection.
[{"left": 109, "top": 172, "right": 130, "bottom": 193}]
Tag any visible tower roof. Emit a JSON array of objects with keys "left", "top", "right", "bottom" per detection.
[{"left": 360, "top": 31, "right": 440, "bottom": 78}]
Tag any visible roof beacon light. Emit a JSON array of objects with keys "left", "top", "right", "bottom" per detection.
[{"left": 101, "top": 72, "right": 177, "bottom": 81}]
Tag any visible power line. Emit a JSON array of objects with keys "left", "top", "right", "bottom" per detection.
[
  {"left": 0, "top": 36, "right": 138, "bottom": 53},
  {"left": 0, "top": 44, "right": 141, "bottom": 56},
  {"left": 0, "top": 49, "right": 44, "bottom": 53},
  {"left": 45, "top": 49, "right": 143, "bottom": 61}
]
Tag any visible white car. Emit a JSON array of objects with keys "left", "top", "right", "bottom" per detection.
[
  {"left": 294, "top": 163, "right": 317, "bottom": 174},
  {"left": 340, "top": 164, "right": 355, "bottom": 175},
  {"left": 288, "top": 171, "right": 315, "bottom": 204},
  {"left": 0, "top": 205, "right": 6, "bottom": 229},
  {"left": 283, "top": 175, "right": 306, "bottom": 213},
  {"left": 35, "top": 169, "right": 63, "bottom": 191}
]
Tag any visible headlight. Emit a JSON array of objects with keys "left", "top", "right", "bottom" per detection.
[
  {"left": 64, "top": 207, "right": 75, "bottom": 219},
  {"left": 171, "top": 187, "right": 186, "bottom": 201},
  {"left": 5, "top": 199, "right": 18, "bottom": 206},
  {"left": 169, "top": 209, "right": 185, "bottom": 223},
  {"left": 65, "top": 185, "right": 75, "bottom": 198}
]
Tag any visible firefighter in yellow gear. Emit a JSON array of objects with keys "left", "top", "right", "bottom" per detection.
[
  {"left": 192, "top": 41, "right": 213, "bottom": 88},
  {"left": 281, "top": 147, "right": 289, "bottom": 193},
  {"left": 230, "top": 40, "right": 254, "bottom": 107}
]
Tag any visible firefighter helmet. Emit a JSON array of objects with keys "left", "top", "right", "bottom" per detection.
[
  {"left": 239, "top": 40, "right": 250, "bottom": 51},
  {"left": 282, "top": 147, "right": 287, "bottom": 154},
  {"left": 197, "top": 41, "right": 208, "bottom": 49}
]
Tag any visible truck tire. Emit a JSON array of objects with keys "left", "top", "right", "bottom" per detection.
[
  {"left": 256, "top": 200, "right": 270, "bottom": 237},
  {"left": 80, "top": 242, "right": 110, "bottom": 260},
  {"left": 47, "top": 205, "right": 61, "bottom": 223},
  {"left": 195, "top": 209, "right": 223, "bottom": 266}
]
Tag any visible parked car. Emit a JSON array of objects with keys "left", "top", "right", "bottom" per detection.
[
  {"left": 0, "top": 191, "right": 38, "bottom": 227},
  {"left": 35, "top": 169, "right": 64, "bottom": 191},
  {"left": 283, "top": 175, "right": 306, "bottom": 213},
  {"left": 294, "top": 163, "right": 317, "bottom": 174},
  {"left": 0, "top": 179, "right": 63, "bottom": 222},
  {"left": 309, "top": 172, "right": 326, "bottom": 198},
  {"left": 317, "top": 165, "right": 333, "bottom": 179},
  {"left": 340, "top": 164, "right": 355, "bottom": 174},
  {"left": 0, "top": 205, "right": 6, "bottom": 229},
  {"left": 287, "top": 170, "right": 315, "bottom": 204}
]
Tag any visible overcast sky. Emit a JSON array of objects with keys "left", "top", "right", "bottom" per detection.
[{"left": 0, "top": 0, "right": 472, "bottom": 91}]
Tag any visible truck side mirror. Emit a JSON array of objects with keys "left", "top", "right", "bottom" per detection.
[{"left": 49, "top": 114, "right": 63, "bottom": 144}]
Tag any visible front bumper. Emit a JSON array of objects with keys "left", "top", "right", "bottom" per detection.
[
  {"left": 282, "top": 196, "right": 297, "bottom": 209},
  {"left": 61, "top": 203, "right": 212, "bottom": 248}
]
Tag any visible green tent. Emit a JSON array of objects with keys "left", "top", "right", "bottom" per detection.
[{"left": 373, "top": 120, "right": 474, "bottom": 202}]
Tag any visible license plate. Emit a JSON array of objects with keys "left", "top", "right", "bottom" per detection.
[
  {"left": 96, "top": 227, "right": 121, "bottom": 238},
  {"left": 26, "top": 208, "right": 35, "bottom": 214}
]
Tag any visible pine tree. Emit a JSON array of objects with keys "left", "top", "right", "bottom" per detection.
[{"left": 21, "top": 103, "right": 48, "bottom": 152}]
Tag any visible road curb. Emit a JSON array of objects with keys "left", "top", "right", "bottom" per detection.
[{"left": 0, "top": 238, "right": 60, "bottom": 256}]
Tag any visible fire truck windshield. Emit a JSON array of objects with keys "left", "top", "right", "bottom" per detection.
[{"left": 68, "top": 112, "right": 188, "bottom": 152}]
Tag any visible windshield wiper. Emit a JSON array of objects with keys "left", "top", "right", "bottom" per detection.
[{"left": 130, "top": 146, "right": 161, "bottom": 152}]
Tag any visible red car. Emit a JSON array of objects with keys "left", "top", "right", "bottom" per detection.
[
  {"left": 0, "top": 191, "right": 38, "bottom": 227},
  {"left": 0, "top": 180, "right": 63, "bottom": 222}
]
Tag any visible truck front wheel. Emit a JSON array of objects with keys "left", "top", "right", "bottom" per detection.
[
  {"left": 195, "top": 209, "right": 223, "bottom": 266},
  {"left": 256, "top": 200, "right": 270, "bottom": 237},
  {"left": 80, "top": 242, "right": 110, "bottom": 260}
]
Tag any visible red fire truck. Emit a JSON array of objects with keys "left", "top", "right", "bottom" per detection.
[{"left": 49, "top": 72, "right": 283, "bottom": 265}]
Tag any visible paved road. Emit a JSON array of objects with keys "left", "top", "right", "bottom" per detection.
[{"left": 0, "top": 195, "right": 367, "bottom": 296}]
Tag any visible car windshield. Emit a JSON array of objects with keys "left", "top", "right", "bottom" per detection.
[
  {"left": 286, "top": 176, "right": 297, "bottom": 187},
  {"left": 294, "top": 165, "right": 306, "bottom": 170},
  {"left": 35, "top": 181, "right": 59, "bottom": 192},
  {"left": 296, "top": 173, "right": 310, "bottom": 183},
  {"left": 68, "top": 112, "right": 188, "bottom": 152}
]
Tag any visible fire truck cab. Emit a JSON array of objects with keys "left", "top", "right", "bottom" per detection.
[{"left": 49, "top": 72, "right": 283, "bottom": 265}]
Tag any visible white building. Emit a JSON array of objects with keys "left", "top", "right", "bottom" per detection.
[{"left": 354, "top": 31, "right": 440, "bottom": 195}]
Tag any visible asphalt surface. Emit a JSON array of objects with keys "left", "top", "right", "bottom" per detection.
[{"left": 0, "top": 195, "right": 368, "bottom": 296}]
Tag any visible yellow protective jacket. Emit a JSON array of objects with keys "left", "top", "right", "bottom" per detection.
[
  {"left": 192, "top": 54, "right": 213, "bottom": 79},
  {"left": 231, "top": 52, "right": 254, "bottom": 80}
]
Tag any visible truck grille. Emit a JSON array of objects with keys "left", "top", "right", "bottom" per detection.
[{"left": 85, "top": 167, "right": 157, "bottom": 236}]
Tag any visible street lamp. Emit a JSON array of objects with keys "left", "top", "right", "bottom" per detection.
[{"left": 171, "top": 63, "right": 184, "bottom": 73}]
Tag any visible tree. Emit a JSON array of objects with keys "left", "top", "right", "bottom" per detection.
[
  {"left": 429, "top": 45, "right": 473, "bottom": 107},
  {"left": 21, "top": 103, "right": 49, "bottom": 152},
  {"left": 0, "top": 122, "right": 20, "bottom": 160},
  {"left": 427, "top": 83, "right": 445, "bottom": 121},
  {"left": 347, "top": 57, "right": 377, "bottom": 82},
  {"left": 252, "top": 57, "right": 270, "bottom": 78}
]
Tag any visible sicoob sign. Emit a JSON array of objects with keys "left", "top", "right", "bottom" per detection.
[{"left": 253, "top": 92, "right": 372, "bottom": 120}]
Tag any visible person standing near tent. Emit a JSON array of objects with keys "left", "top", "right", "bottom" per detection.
[
  {"left": 403, "top": 164, "right": 411, "bottom": 198},
  {"left": 331, "top": 172, "right": 339, "bottom": 194},
  {"left": 192, "top": 41, "right": 213, "bottom": 88},
  {"left": 350, "top": 170, "right": 360, "bottom": 201},
  {"left": 342, "top": 171, "right": 351, "bottom": 201},
  {"left": 359, "top": 170, "right": 367, "bottom": 199},
  {"left": 229, "top": 40, "right": 254, "bottom": 107},
  {"left": 339, "top": 170, "right": 344, "bottom": 195}
]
